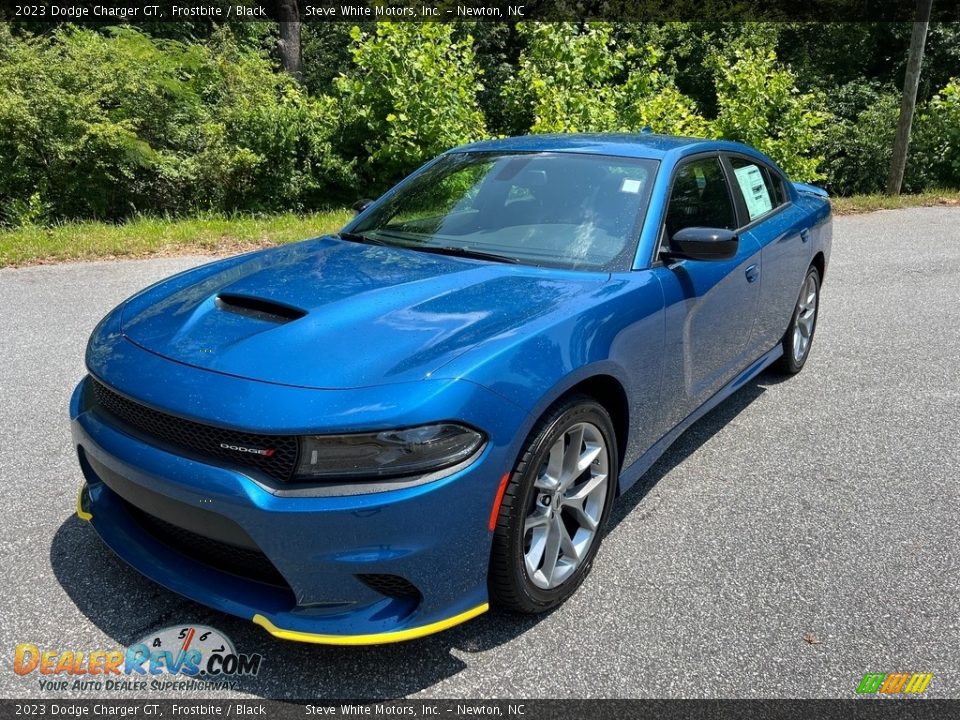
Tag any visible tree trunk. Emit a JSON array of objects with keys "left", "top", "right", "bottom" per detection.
[
  {"left": 885, "top": 0, "right": 933, "bottom": 196},
  {"left": 276, "top": 0, "right": 303, "bottom": 84}
]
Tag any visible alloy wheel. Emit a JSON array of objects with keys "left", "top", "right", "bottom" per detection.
[
  {"left": 522, "top": 422, "right": 609, "bottom": 590},
  {"left": 792, "top": 272, "right": 818, "bottom": 363}
]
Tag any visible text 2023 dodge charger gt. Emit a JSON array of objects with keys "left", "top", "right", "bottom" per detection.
[{"left": 72, "top": 134, "right": 831, "bottom": 644}]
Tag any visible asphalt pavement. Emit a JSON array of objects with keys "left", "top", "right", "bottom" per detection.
[{"left": 1, "top": 207, "right": 958, "bottom": 699}]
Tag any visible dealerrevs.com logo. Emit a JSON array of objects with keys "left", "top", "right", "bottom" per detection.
[{"left": 14, "top": 625, "right": 263, "bottom": 692}]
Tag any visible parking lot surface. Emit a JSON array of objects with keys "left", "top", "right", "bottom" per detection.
[{"left": 1, "top": 207, "right": 958, "bottom": 699}]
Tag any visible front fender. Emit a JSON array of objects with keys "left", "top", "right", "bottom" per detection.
[{"left": 442, "top": 271, "right": 667, "bottom": 475}]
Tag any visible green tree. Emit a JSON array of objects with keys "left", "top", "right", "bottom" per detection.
[
  {"left": 618, "top": 40, "right": 711, "bottom": 137},
  {"left": 821, "top": 91, "right": 901, "bottom": 195},
  {"left": 913, "top": 77, "right": 960, "bottom": 188},
  {"left": 503, "top": 22, "right": 624, "bottom": 133},
  {"left": 460, "top": 22, "right": 526, "bottom": 137},
  {"left": 0, "top": 26, "right": 348, "bottom": 225},
  {"left": 335, "top": 23, "right": 486, "bottom": 190},
  {"left": 503, "top": 22, "right": 708, "bottom": 136},
  {"left": 711, "top": 42, "right": 828, "bottom": 181}
]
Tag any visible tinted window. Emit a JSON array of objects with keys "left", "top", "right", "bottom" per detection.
[
  {"left": 770, "top": 171, "right": 787, "bottom": 206},
  {"left": 729, "top": 157, "right": 785, "bottom": 221},
  {"left": 664, "top": 158, "right": 736, "bottom": 238},
  {"left": 352, "top": 152, "right": 658, "bottom": 271}
]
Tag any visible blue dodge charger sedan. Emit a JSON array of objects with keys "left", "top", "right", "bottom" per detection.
[{"left": 72, "top": 134, "right": 831, "bottom": 644}]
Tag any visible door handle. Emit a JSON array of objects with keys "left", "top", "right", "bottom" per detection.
[
  {"left": 745, "top": 264, "right": 760, "bottom": 283},
  {"left": 800, "top": 229, "right": 810, "bottom": 243}
]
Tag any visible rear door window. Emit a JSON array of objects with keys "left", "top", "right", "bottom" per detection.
[{"left": 729, "top": 157, "right": 785, "bottom": 222}]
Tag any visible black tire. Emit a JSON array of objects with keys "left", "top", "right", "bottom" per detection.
[
  {"left": 488, "top": 394, "right": 618, "bottom": 614},
  {"left": 776, "top": 265, "right": 821, "bottom": 374}
]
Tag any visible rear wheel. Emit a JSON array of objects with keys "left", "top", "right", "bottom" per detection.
[
  {"left": 777, "top": 265, "right": 820, "bottom": 374},
  {"left": 489, "top": 396, "right": 618, "bottom": 613}
]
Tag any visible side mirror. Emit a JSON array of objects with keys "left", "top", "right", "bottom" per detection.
[
  {"left": 352, "top": 198, "right": 374, "bottom": 214},
  {"left": 663, "top": 227, "right": 738, "bottom": 262}
]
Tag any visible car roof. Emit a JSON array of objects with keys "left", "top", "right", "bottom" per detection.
[{"left": 449, "top": 133, "right": 766, "bottom": 164}]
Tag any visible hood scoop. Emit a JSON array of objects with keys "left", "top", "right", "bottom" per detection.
[
  {"left": 118, "top": 239, "right": 605, "bottom": 389},
  {"left": 215, "top": 293, "right": 307, "bottom": 324}
]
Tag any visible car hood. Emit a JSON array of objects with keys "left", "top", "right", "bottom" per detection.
[{"left": 119, "top": 237, "right": 607, "bottom": 390}]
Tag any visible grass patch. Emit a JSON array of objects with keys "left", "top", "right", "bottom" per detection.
[
  {"left": 4, "top": 192, "right": 960, "bottom": 267},
  {"left": 831, "top": 189, "right": 960, "bottom": 215},
  {"left": 0, "top": 209, "right": 353, "bottom": 268}
]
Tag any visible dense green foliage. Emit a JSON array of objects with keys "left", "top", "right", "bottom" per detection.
[
  {"left": 821, "top": 88, "right": 904, "bottom": 195},
  {"left": 0, "top": 25, "right": 347, "bottom": 224},
  {"left": 1, "top": 21, "right": 958, "bottom": 226},
  {"left": 711, "top": 42, "right": 827, "bottom": 182},
  {"left": 335, "top": 23, "right": 486, "bottom": 186},
  {"left": 503, "top": 23, "right": 709, "bottom": 138},
  {"left": 918, "top": 78, "right": 960, "bottom": 189}
]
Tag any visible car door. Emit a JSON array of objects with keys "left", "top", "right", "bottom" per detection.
[
  {"left": 652, "top": 154, "right": 762, "bottom": 431},
  {"left": 724, "top": 154, "right": 813, "bottom": 352}
]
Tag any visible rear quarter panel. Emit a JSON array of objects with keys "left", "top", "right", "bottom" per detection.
[{"left": 794, "top": 190, "right": 833, "bottom": 280}]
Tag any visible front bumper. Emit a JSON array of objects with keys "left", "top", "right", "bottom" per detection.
[{"left": 70, "top": 375, "right": 522, "bottom": 644}]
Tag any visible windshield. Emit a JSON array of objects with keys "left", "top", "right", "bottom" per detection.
[{"left": 348, "top": 152, "right": 659, "bottom": 271}]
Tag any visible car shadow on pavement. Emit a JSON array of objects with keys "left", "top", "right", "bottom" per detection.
[
  {"left": 606, "top": 376, "right": 769, "bottom": 528},
  {"left": 51, "top": 516, "right": 549, "bottom": 699},
  {"left": 51, "top": 374, "right": 772, "bottom": 699}
]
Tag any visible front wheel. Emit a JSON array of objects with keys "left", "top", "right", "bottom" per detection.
[
  {"left": 488, "top": 396, "right": 618, "bottom": 614},
  {"left": 777, "top": 265, "right": 821, "bottom": 374}
]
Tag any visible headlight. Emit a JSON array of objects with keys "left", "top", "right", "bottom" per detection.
[{"left": 294, "top": 423, "right": 485, "bottom": 480}]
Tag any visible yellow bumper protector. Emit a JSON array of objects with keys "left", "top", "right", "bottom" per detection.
[
  {"left": 76, "top": 485, "right": 93, "bottom": 522},
  {"left": 252, "top": 602, "right": 489, "bottom": 646}
]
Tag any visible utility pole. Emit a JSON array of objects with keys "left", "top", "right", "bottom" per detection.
[{"left": 886, "top": 0, "right": 933, "bottom": 195}]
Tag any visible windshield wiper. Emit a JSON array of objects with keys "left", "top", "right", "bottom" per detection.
[
  {"left": 340, "top": 231, "right": 518, "bottom": 264},
  {"left": 337, "top": 231, "right": 388, "bottom": 246},
  {"left": 411, "top": 245, "right": 519, "bottom": 264}
]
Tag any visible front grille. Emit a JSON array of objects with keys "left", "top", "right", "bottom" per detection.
[
  {"left": 124, "top": 500, "right": 292, "bottom": 590},
  {"left": 91, "top": 378, "right": 299, "bottom": 482}
]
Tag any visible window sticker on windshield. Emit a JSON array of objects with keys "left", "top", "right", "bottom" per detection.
[
  {"left": 734, "top": 164, "right": 772, "bottom": 220},
  {"left": 620, "top": 178, "right": 642, "bottom": 194}
]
